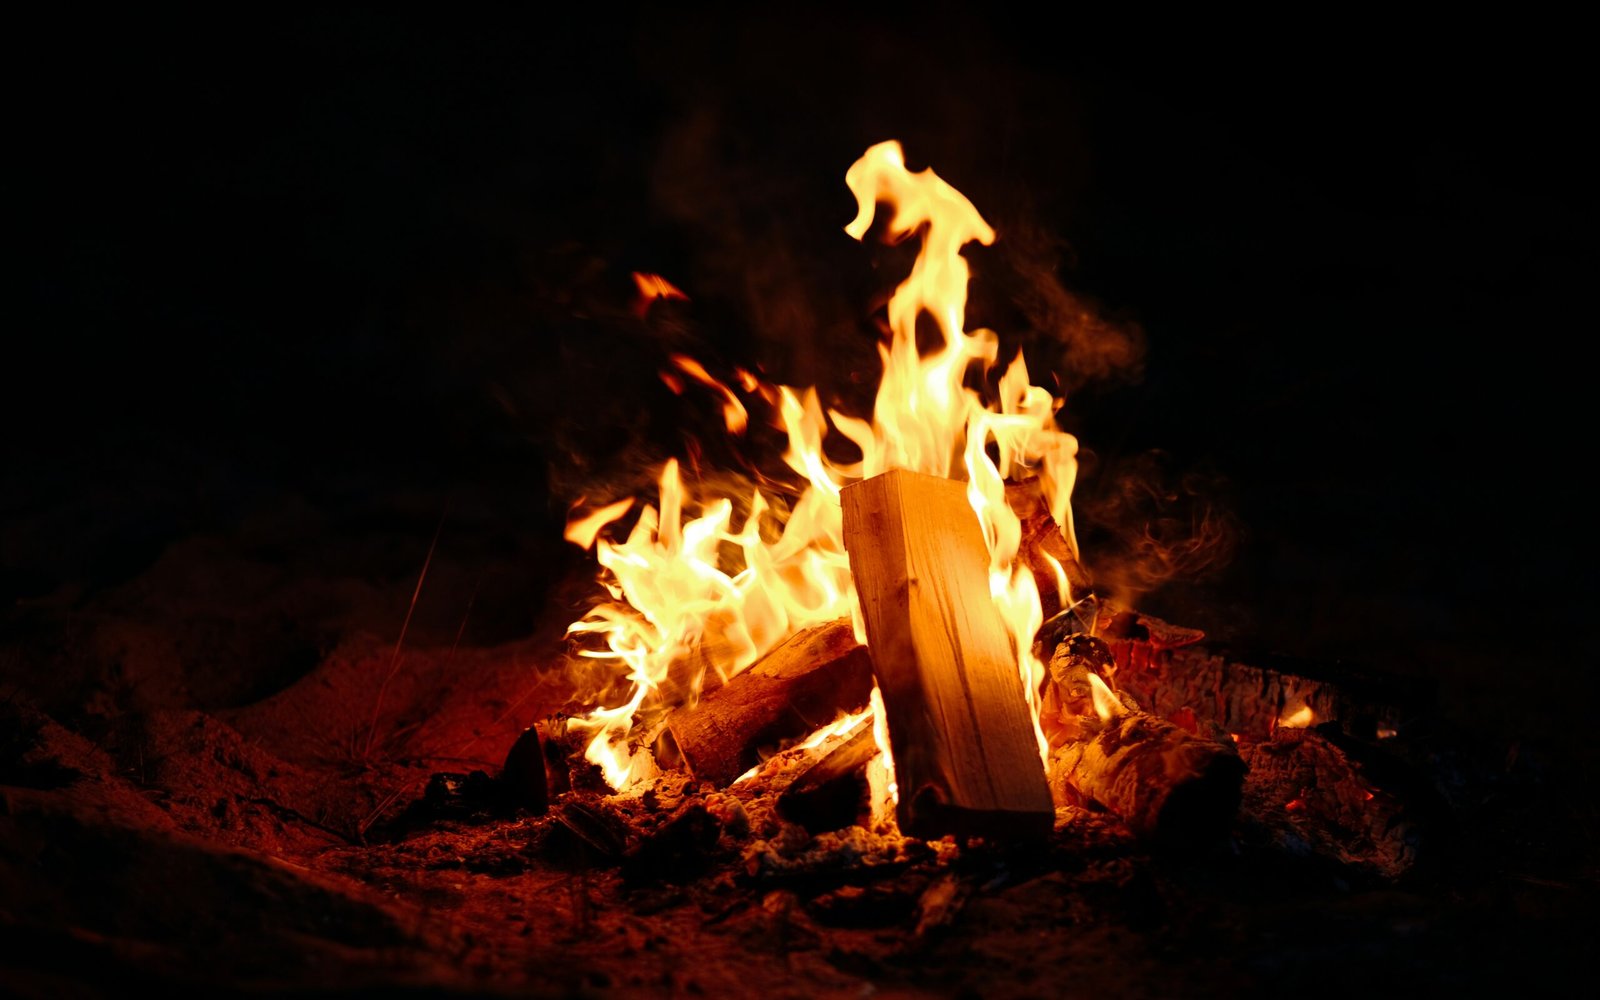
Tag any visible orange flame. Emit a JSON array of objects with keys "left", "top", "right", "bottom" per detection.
[
  {"left": 632, "top": 271, "right": 689, "bottom": 316},
  {"left": 567, "top": 142, "right": 1083, "bottom": 791},
  {"left": 1278, "top": 704, "right": 1315, "bottom": 729},
  {"left": 668, "top": 354, "right": 749, "bottom": 435}
]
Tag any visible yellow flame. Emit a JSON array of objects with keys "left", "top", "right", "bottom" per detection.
[
  {"left": 566, "top": 142, "right": 1082, "bottom": 790},
  {"left": 1088, "top": 672, "right": 1125, "bottom": 722},
  {"left": 563, "top": 497, "right": 635, "bottom": 550}
]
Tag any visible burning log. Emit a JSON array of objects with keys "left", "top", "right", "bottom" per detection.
[
  {"left": 1098, "top": 610, "right": 1426, "bottom": 741},
  {"left": 1043, "top": 635, "right": 1244, "bottom": 847},
  {"left": 841, "top": 469, "right": 1055, "bottom": 841},
  {"left": 1006, "top": 478, "right": 1092, "bottom": 620},
  {"left": 776, "top": 721, "right": 877, "bottom": 834},
  {"left": 666, "top": 619, "right": 874, "bottom": 787},
  {"left": 1048, "top": 712, "right": 1245, "bottom": 848}
]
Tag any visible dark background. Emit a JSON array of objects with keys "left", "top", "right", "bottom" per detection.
[{"left": 9, "top": 11, "right": 1595, "bottom": 745}]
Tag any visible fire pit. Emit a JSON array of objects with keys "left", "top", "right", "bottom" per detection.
[{"left": 5, "top": 19, "right": 1595, "bottom": 994}]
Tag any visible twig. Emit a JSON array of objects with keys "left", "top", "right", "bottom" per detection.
[{"left": 363, "top": 506, "right": 448, "bottom": 760}]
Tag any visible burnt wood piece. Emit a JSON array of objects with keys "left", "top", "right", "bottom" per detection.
[
  {"left": 499, "top": 726, "right": 550, "bottom": 814},
  {"left": 1047, "top": 709, "right": 1245, "bottom": 848},
  {"left": 842, "top": 469, "right": 1054, "bottom": 840},
  {"left": 666, "top": 618, "right": 874, "bottom": 787},
  {"left": 1006, "top": 479, "right": 1093, "bottom": 621},
  {"left": 776, "top": 721, "right": 877, "bottom": 834},
  {"left": 1238, "top": 727, "right": 1419, "bottom": 878},
  {"left": 1098, "top": 609, "right": 1425, "bottom": 741},
  {"left": 1039, "top": 634, "right": 1118, "bottom": 748}
]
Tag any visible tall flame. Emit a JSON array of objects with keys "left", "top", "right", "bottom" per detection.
[{"left": 566, "top": 141, "right": 1081, "bottom": 790}]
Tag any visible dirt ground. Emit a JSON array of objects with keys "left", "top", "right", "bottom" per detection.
[{"left": 2, "top": 502, "right": 1596, "bottom": 998}]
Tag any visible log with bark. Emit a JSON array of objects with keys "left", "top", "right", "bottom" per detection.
[
  {"left": 665, "top": 618, "right": 874, "bottom": 787},
  {"left": 1097, "top": 610, "right": 1429, "bottom": 741},
  {"left": 1042, "top": 634, "right": 1245, "bottom": 848},
  {"left": 842, "top": 469, "right": 1055, "bottom": 840}
]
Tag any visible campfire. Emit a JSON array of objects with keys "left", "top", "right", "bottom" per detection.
[{"left": 519, "top": 142, "right": 1417, "bottom": 874}]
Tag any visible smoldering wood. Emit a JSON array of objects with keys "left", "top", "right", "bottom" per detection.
[
  {"left": 538, "top": 715, "right": 608, "bottom": 793},
  {"left": 1049, "top": 630, "right": 1248, "bottom": 844},
  {"left": 666, "top": 618, "right": 874, "bottom": 787},
  {"left": 1046, "top": 706, "right": 1245, "bottom": 848},
  {"left": 1039, "top": 634, "right": 1118, "bottom": 747},
  {"left": 842, "top": 469, "right": 1055, "bottom": 840},
  {"left": 776, "top": 721, "right": 877, "bottom": 834},
  {"left": 1238, "top": 727, "right": 1419, "bottom": 878},
  {"left": 1097, "top": 610, "right": 1430, "bottom": 741}
]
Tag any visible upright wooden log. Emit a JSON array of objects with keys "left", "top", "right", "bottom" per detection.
[
  {"left": 666, "top": 618, "right": 874, "bottom": 787},
  {"left": 841, "top": 469, "right": 1055, "bottom": 840}
]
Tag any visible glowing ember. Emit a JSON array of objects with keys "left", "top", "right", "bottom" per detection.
[
  {"left": 565, "top": 141, "right": 1083, "bottom": 791},
  {"left": 1278, "top": 704, "right": 1315, "bottom": 729}
]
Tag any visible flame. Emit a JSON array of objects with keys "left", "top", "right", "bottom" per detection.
[
  {"left": 566, "top": 141, "right": 1083, "bottom": 791},
  {"left": 632, "top": 271, "right": 689, "bottom": 316},
  {"left": 564, "top": 497, "right": 635, "bottom": 550},
  {"left": 1087, "top": 672, "right": 1125, "bottom": 723},
  {"left": 1278, "top": 704, "right": 1315, "bottom": 729},
  {"left": 668, "top": 354, "right": 749, "bottom": 435}
]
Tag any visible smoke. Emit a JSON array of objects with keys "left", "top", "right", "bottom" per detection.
[
  {"left": 1075, "top": 451, "right": 1241, "bottom": 610},
  {"left": 991, "top": 220, "right": 1146, "bottom": 391}
]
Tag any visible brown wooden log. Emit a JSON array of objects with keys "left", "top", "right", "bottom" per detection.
[
  {"left": 1097, "top": 609, "right": 1426, "bottom": 741},
  {"left": 842, "top": 469, "right": 1055, "bottom": 840},
  {"left": 1047, "top": 707, "right": 1244, "bottom": 848},
  {"left": 666, "top": 618, "right": 873, "bottom": 787},
  {"left": 776, "top": 721, "right": 877, "bottom": 833}
]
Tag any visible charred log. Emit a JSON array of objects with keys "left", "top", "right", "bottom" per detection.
[
  {"left": 776, "top": 722, "right": 877, "bottom": 834},
  {"left": 666, "top": 619, "right": 874, "bottom": 787},
  {"left": 1238, "top": 726, "right": 1420, "bottom": 878},
  {"left": 1098, "top": 610, "right": 1429, "bottom": 741},
  {"left": 499, "top": 726, "right": 550, "bottom": 814},
  {"left": 1041, "top": 636, "right": 1243, "bottom": 848}
]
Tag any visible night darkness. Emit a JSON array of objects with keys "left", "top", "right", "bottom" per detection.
[{"left": 7, "top": 9, "right": 1599, "bottom": 993}]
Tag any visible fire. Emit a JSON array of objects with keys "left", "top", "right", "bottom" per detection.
[
  {"left": 632, "top": 271, "right": 688, "bottom": 316},
  {"left": 1278, "top": 704, "right": 1315, "bottom": 729},
  {"left": 566, "top": 141, "right": 1083, "bottom": 791}
]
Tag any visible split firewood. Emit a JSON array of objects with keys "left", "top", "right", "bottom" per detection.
[
  {"left": 1043, "top": 634, "right": 1244, "bottom": 848},
  {"left": 1098, "top": 609, "right": 1424, "bottom": 741},
  {"left": 776, "top": 720, "right": 877, "bottom": 834},
  {"left": 666, "top": 618, "right": 874, "bottom": 787},
  {"left": 842, "top": 469, "right": 1055, "bottom": 840}
]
